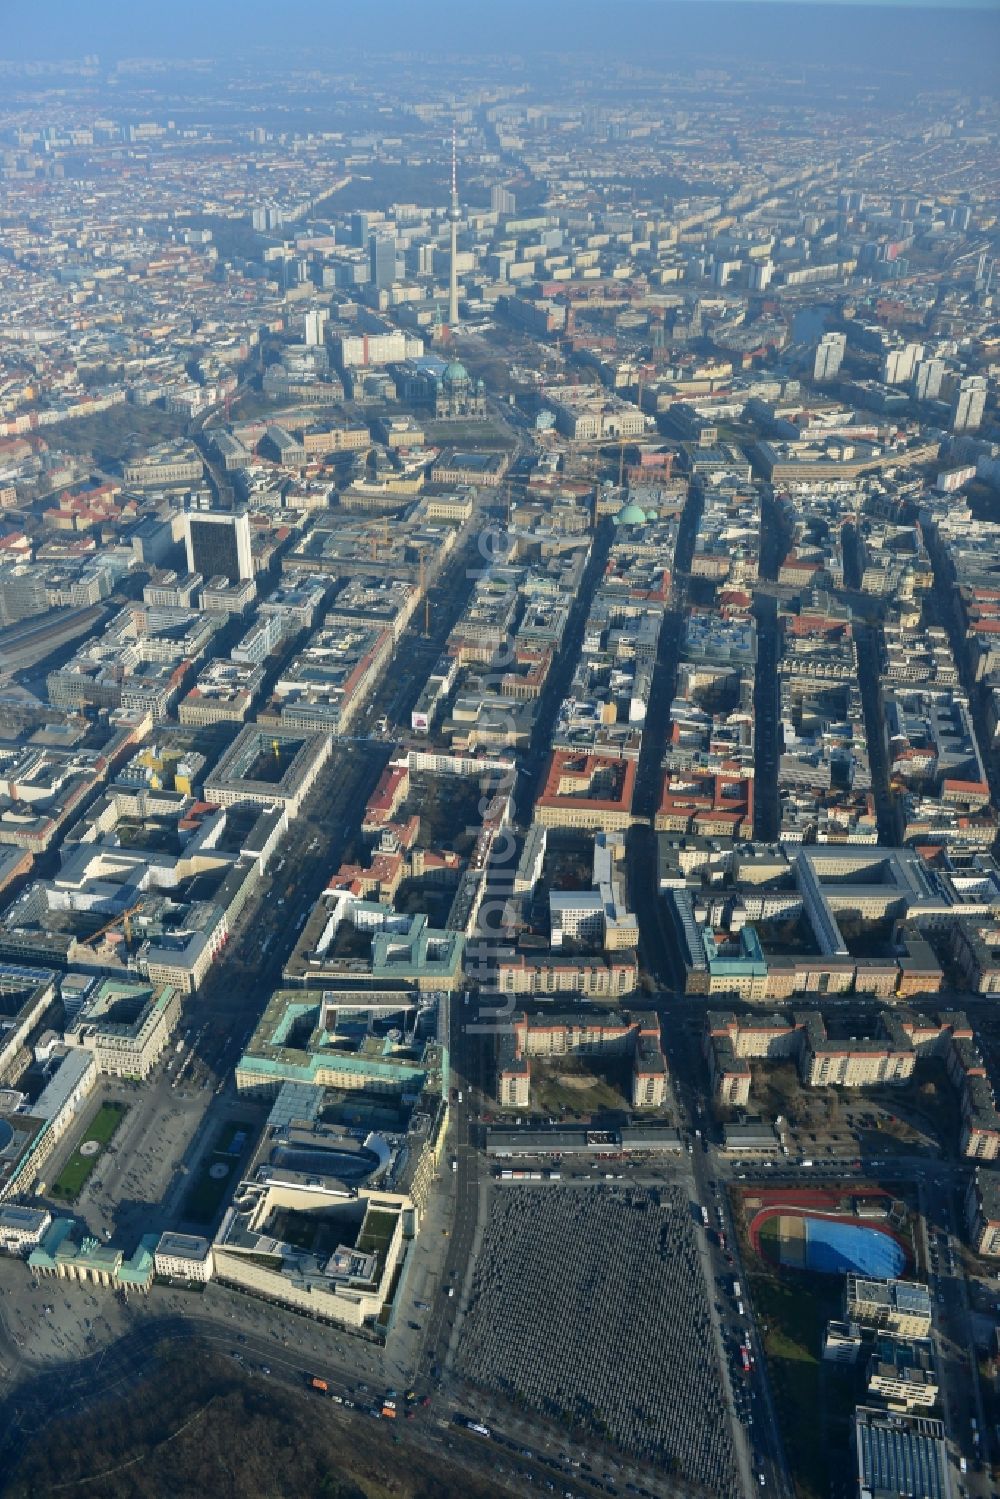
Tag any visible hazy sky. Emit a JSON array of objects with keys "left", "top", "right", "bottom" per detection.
[{"left": 0, "top": 1, "right": 997, "bottom": 71}]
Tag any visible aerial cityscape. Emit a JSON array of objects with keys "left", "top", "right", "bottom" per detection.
[{"left": 0, "top": 3, "right": 998, "bottom": 1496}]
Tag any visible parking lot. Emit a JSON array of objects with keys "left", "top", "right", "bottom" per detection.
[{"left": 454, "top": 1184, "right": 740, "bottom": 1495}]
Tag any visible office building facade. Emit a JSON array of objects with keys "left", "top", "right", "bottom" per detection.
[
  {"left": 369, "top": 232, "right": 397, "bottom": 291},
  {"left": 184, "top": 509, "right": 253, "bottom": 584}
]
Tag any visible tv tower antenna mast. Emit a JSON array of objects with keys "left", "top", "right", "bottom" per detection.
[{"left": 448, "top": 125, "right": 460, "bottom": 329}]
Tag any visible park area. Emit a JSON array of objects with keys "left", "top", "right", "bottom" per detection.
[
  {"left": 747, "top": 1272, "right": 856, "bottom": 1499},
  {"left": 49, "top": 1101, "right": 128, "bottom": 1203},
  {"left": 403, "top": 772, "right": 485, "bottom": 856},
  {"left": 531, "top": 1056, "right": 633, "bottom": 1118},
  {"left": 180, "top": 1119, "right": 254, "bottom": 1227},
  {"left": 739, "top": 1189, "right": 870, "bottom": 1499}
]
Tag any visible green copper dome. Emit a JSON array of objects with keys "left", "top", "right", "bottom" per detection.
[{"left": 616, "top": 501, "right": 646, "bottom": 525}]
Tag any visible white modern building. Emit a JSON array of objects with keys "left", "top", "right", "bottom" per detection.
[
  {"left": 154, "top": 1231, "right": 214, "bottom": 1282},
  {"left": 0, "top": 1204, "right": 52, "bottom": 1255}
]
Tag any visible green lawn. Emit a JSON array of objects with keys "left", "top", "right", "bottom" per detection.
[
  {"left": 180, "top": 1161, "right": 236, "bottom": 1226},
  {"left": 357, "top": 1208, "right": 398, "bottom": 1256},
  {"left": 758, "top": 1214, "right": 780, "bottom": 1259},
  {"left": 180, "top": 1120, "right": 254, "bottom": 1226},
  {"left": 737, "top": 1184, "right": 887, "bottom": 1498},
  {"left": 750, "top": 1273, "right": 844, "bottom": 1499},
  {"left": 533, "top": 1071, "right": 628, "bottom": 1117},
  {"left": 50, "top": 1101, "right": 128, "bottom": 1203},
  {"left": 355, "top": 1207, "right": 400, "bottom": 1290},
  {"left": 753, "top": 1277, "right": 824, "bottom": 1361},
  {"left": 421, "top": 418, "right": 517, "bottom": 449}
]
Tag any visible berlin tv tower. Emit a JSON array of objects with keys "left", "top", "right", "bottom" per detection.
[{"left": 448, "top": 126, "right": 460, "bottom": 329}]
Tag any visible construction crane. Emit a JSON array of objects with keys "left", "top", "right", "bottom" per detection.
[{"left": 80, "top": 900, "right": 147, "bottom": 949}]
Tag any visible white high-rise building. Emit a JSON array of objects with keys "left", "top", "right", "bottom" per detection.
[
  {"left": 303, "top": 309, "right": 327, "bottom": 347},
  {"left": 491, "top": 184, "right": 516, "bottom": 217},
  {"left": 713, "top": 259, "right": 741, "bottom": 288},
  {"left": 813, "top": 332, "right": 846, "bottom": 383},
  {"left": 882, "top": 342, "right": 923, "bottom": 386},
  {"left": 748, "top": 260, "right": 774, "bottom": 291},
  {"left": 914, "top": 358, "right": 946, "bottom": 402},
  {"left": 951, "top": 375, "right": 987, "bottom": 433}
]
